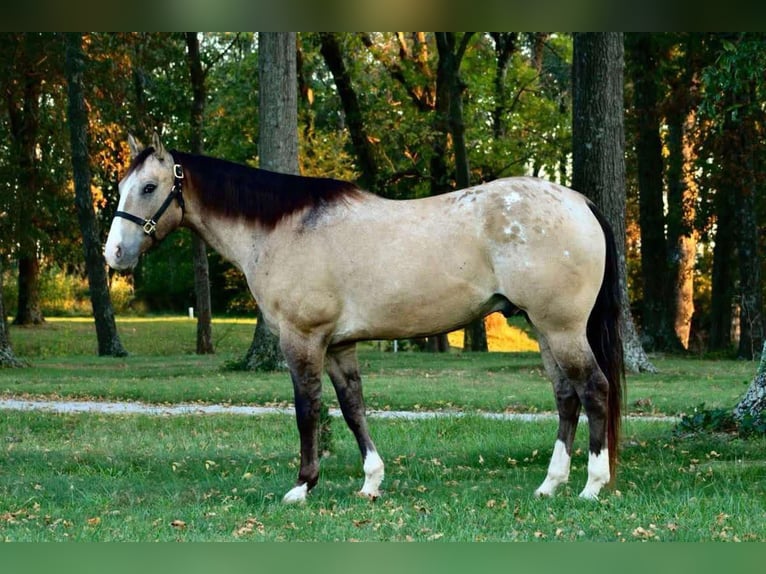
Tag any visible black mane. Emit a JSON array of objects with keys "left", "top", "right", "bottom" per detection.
[{"left": 132, "top": 148, "right": 362, "bottom": 229}]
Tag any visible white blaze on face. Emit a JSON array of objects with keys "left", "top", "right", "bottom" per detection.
[
  {"left": 534, "top": 439, "right": 571, "bottom": 497},
  {"left": 104, "top": 171, "right": 143, "bottom": 270}
]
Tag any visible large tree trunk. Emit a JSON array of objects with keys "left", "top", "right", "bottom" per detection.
[
  {"left": 64, "top": 32, "right": 127, "bottom": 357},
  {"left": 185, "top": 32, "right": 214, "bottom": 355},
  {"left": 733, "top": 341, "right": 766, "bottom": 425},
  {"left": 242, "top": 32, "right": 298, "bottom": 371},
  {"left": 572, "top": 32, "right": 656, "bottom": 373},
  {"left": 0, "top": 261, "right": 27, "bottom": 367},
  {"left": 8, "top": 35, "right": 44, "bottom": 326},
  {"left": 626, "top": 33, "right": 680, "bottom": 352}
]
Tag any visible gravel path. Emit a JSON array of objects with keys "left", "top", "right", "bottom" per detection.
[{"left": 0, "top": 397, "right": 678, "bottom": 423}]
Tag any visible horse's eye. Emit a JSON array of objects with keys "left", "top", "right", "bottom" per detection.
[{"left": 142, "top": 183, "right": 157, "bottom": 195}]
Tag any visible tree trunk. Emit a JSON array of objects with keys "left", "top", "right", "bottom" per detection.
[
  {"left": 626, "top": 33, "right": 680, "bottom": 352},
  {"left": 0, "top": 260, "right": 27, "bottom": 367},
  {"left": 242, "top": 32, "right": 298, "bottom": 371},
  {"left": 7, "top": 34, "right": 44, "bottom": 326},
  {"left": 489, "top": 33, "right": 518, "bottom": 140},
  {"left": 733, "top": 341, "right": 766, "bottom": 424},
  {"left": 732, "top": 83, "right": 763, "bottom": 360},
  {"left": 436, "top": 32, "right": 487, "bottom": 352},
  {"left": 665, "top": 104, "right": 698, "bottom": 351},
  {"left": 13, "top": 255, "right": 44, "bottom": 325},
  {"left": 572, "top": 32, "right": 655, "bottom": 373},
  {"left": 319, "top": 32, "right": 380, "bottom": 193},
  {"left": 708, "top": 179, "right": 735, "bottom": 351},
  {"left": 185, "top": 32, "right": 214, "bottom": 355},
  {"left": 64, "top": 32, "right": 127, "bottom": 357}
]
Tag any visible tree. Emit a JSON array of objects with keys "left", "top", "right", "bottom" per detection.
[
  {"left": 5, "top": 34, "right": 46, "bottom": 325},
  {"left": 241, "top": 32, "right": 298, "bottom": 371},
  {"left": 64, "top": 32, "right": 127, "bottom": 357},
  {"left": 625, "top": 33, "right": 683, "bottom": 352},
  {"left": 0, "top": 260, "right": 26, "bottom": 367},
  {"left": 572, "top": 32, "right": 656, "bottom": 373},
  {"left": 700, "top": 33, "right": 765, "bottom": 359},
  {"left": 733, "top": 341, "right": 766, "bottom": 427},
  {"left": 318, "top": 32, "right": 381, "bottom": 193},
  {"left": 185, "top": 32, "right": 214, "bottom": 355}
]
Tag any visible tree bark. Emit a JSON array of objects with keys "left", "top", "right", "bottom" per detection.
[
  {"left": 7, "top": 34, "right": 44, "bottom": 326},
  {"left": 708, "top": 178, "right": 735, "bottom": 351},
  {"left": 489, "top": 33, "right": 518, "bottom": 140},
  {"left": 319, "top": 33, "right": 380, "bottom": 193},
  {"left": 733, "top": 341, "right": 766, "bottom": 424},
  {"left": 626, "top": 33, "right": 680, "bottom": 352},
  {"left": 185, "top": 32, "right": 214, "bottom": 355},
  {"left": 64, "top": 32, "right": 127, "bottom": 357},
  {"left": 0, "top": 260, "right": 27, "bottom": 367},
  {"left": 572, "top": 32, "right": 656, "bottom": 373},
  {"left": 13, "top": 256, "right": 44, "bottom": 325},
  {"left": 665, "top": 101, "right": 698, "bottom": 351},
  {"left": 242, "top": 32, "right": 298, "bottom": 371}
]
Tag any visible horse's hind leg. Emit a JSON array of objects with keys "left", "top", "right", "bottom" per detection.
[
  {"left": 534, "top": 333, "right": 581, "bottom": 497},
  {"left": 535, "top": 329, "right": 611, "bottom": 499},
  {"left": 325, "top": 343, "right": 384, "bottom": 499}
]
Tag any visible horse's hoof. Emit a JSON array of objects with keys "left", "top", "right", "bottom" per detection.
[
  {"left": 534, "top": 487, "right": 553, "bottom": 498},
  {"left": 578, "top": 488, "right": 599, "bottom": 501},
  {"left": 358, "top": 488, "right": 380, "bottom": 501},
  {"left": 283, "top": 484, "right": 308, "bottom": 504}
]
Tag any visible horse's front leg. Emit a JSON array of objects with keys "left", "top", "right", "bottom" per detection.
[
  {"left": 281, "top": 332, "right": 327, "bottom": 504},
  {"left": 326, "top": 343, "right": 384, "bottom": 499}
]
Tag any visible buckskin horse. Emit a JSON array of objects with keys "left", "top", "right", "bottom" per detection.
[{"left": 104, "top": 133, "right": 624, "bottom": 503}]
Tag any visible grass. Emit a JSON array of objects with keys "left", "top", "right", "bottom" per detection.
[{"left": 1, "top": 317, "right": 764, "bottom": 541}]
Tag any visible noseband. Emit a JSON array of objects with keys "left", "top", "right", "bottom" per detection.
[{"left": 114, "top": 163, "right": 185, "bottom": 242}]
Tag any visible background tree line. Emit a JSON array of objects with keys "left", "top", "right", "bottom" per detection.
[{"left": 1, "top": 32, "right": 764, "bottom": 365}]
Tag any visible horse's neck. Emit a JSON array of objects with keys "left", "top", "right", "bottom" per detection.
[{"left": 182, "top": 194, "right": 266, "bottom": 275}]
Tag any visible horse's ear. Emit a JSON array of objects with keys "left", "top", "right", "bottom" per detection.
[
  {"left": 127, "top": 134, "right": 144, "bottom": 160},
  {"left": 151, "top": 130, "right": 166, "bottom": 161}
]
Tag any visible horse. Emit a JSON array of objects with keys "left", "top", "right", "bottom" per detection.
[{"left": 104, "top": 132, "right": 624, "bottom": 503}]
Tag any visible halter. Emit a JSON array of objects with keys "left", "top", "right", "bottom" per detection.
[{"left": 114, "top": 163, "right": 185, "bottom": 242}]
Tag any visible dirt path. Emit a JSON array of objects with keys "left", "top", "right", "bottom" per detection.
[{"left": 0, "top": 397, "right": 678, "bottom": 423}]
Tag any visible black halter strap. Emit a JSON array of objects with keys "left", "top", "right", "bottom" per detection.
[{"left": 115, "top": 163, "right": 185, "bottom": 242}]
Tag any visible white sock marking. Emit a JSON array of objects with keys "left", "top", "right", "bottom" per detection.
[
  {"left": 535, "top": 439, "right": 571, "bottom": 497},
  {"left": 579, "top": 448, "right": 610, "bottom": 500},
  {"left": 359, "top": 451, "right": 384, "bottom": 499},
  {"left": 282, "top": 483, "right": 308, "bottom": 504}
]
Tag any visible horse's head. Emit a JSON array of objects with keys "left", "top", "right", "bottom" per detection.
[{"left": 104, "top": 132, "right": 185, "bottom": 270}]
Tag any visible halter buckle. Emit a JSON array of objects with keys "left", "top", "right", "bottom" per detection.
[
  {"left": 173, "top": 164, "right": 184, "bottom": 179},
  {"left": 142, "top": 219, "right": 157, "bottom": 235}
]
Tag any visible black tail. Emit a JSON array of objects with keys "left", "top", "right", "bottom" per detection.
[{"left": 586, "top": 203, "right": 625, "bottom": 481}]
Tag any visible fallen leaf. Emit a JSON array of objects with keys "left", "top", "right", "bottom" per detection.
[
  {"left": 87, "top": 517, "right": 101, "bottom": 526},
  {"left": 170, "top": 520, "right": 187, "bottom": 529}
]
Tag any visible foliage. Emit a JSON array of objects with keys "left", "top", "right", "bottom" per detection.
[
  {"left": 675, "top": 403, "right": 766, "bottom": 437},
  {"left": 1, "top": 33, "right": 765, "bottom": 355}
]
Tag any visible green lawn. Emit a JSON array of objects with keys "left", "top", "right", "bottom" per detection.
[{"left": 1, "top": 317, "right": 764, "bottom": 541}]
